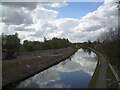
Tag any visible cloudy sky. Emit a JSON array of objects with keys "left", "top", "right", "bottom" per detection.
[{"left": 0, "top": 0, "right": 118, "bottom": 43}]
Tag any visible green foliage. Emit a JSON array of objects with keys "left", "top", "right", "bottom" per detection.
[
  {"left": 80, "top": 40, "right": 93, "bottom": 48},
  {"left": 2, "top": 33, "right": 21, "bottom": 52},
  {"left": 106, "top": 66, "right": 119, "bottom": 88},
  {"left": 96, "top": 28, "right": 120, "bottom": 58},
  {"left": 23, "top": 40, "right": 44, "bottom": 51},
  {"left": 88, "top": 60, "right": 100, "bottom": 88},
  {"left": 2, "top": 33, "right": 71, "bottom": 52},
  {"left": 23, "top": 37, "right": 71, "bottom": 51}
]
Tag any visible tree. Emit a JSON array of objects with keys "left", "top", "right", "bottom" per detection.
[
  {"left": 2, "top": 33, "right": 21, "bottom": 52},
  {"left": 22, "top": 37, "right": 71, "bottom": 51},
  {"left": 44, "top": 37, "right": 47, "bottom": 42}
]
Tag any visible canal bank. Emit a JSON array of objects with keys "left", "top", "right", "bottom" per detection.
[
  {"left": 87, "top": 47, "right": 107, "bottom": 88},
  {"left": 2, "top": 47, "right": 77, "bottom": 89},
  {"left": 87, "top": 47, "right": 119, "bottom": 89}
]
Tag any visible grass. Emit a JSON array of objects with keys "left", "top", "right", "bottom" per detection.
[
  {"left": 109, "top": 57, "right": 120, "bottom": 73},
  {"left": 87, "top": 56, "right": 100, "bottom": 88},
  {"left": 106, "top": 65, "right": 119, "bottom": 89}
]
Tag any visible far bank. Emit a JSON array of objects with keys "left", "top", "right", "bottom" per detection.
[{"left": 2, "top": 47, "right": 78, "bottom": 89}]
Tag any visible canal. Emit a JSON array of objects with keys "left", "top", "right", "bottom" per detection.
[{"left": 16, "top": 49, "right": 98, "bottom": 88}]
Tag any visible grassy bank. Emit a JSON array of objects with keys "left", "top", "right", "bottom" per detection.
[
  {"left": 87, "top": 47, "right": 101, "bottom": 88},
  {"left": 87, "top": 47, "right": 119, "bottom": 89},
  {"left": 109, "top": 57, "right": 120, "bottom": 78},
  {"left": 2, "top": 48, "right": 77, "bottom": 89},
  {"left": 106, "top": 65, "right": 119, "bottom": 89},
  {"left": 88, "top": 57, "right": 100, "bottom": 88}
]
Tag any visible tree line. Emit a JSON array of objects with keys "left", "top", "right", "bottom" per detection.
[{"left": 2, "top": 33, "right": 71, "bottom": 52}]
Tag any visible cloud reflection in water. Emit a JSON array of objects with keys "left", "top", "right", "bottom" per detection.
[{"left": 17, "top": 49, "right": 97, "bottom": 88}]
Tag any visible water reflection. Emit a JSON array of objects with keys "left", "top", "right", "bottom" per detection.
[
  {"left": 17, "top": 49, "right": 97, "bottom": 88},
  {"left": 82, "top": 48, "right": 92, "bottom": 55}
]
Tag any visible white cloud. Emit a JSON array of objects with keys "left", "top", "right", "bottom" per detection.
[
  {"left": 104, "top": 0, "right": 119, "bottom": 4},
  {"left": 47, "top": 2, "right": 67, "bottom": 7},
  {"left": 1, "top": 1, "right": 118, "bottom": 43},
  {"left": 56, "top": 18, "right": 80, "bottom": 31},
  {"left": 72, "top": 1, "right": 118, "bottom": 42},
  {"left": 32, "top": 6, "right": 58, "bottom": 22},
  {"left": 1, "top": 5, "right": 33, "bottom": 25}
]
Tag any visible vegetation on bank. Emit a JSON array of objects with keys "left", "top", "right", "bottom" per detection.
[
  {"left": 88, "top": 59, "right": 100, "bottom": 88},
  {"left": 106, "top": 66, "right": 119, "bottom": 88},
  {"left": 3, "top": 48, "right": 77, "bottom": 89},
  {"left": 80, "top": 27, "right": 120, "bottom": 71},
  {"left": 86, "top": 27, "right": 120, "bottom": 88},
  {"left": 1, "top": 25, "right": 119, "bottom": 89},
  {"left": 94, "top": 28, "right": 120, "bottom": 78},
  {"left": 2, "top": 33, "right": 72, "bottom": 52}
]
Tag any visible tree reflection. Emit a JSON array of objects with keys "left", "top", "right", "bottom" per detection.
[
  {"left": 62, "top": 61, "right": 66, "bottom": 65},
  {"left": 82, "top": 48, "right": 91, "bottom": 55}
]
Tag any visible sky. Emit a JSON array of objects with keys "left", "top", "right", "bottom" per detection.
[
  {"left": 44, "top": 2, "right": 103, "bottom": 19},
  {"left": 0, "top": 0, "right": 118, "bottom": 43}
]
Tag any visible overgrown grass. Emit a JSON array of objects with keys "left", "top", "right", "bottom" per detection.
[
  {"left": 106, "top": 65, "right": 119, "bottom": 89},
  {"left": 109, "top": 57, "right": 120, "bottom": 73},
  {"left": 88, "top": 57, "right": 100, "bottom": 88}
]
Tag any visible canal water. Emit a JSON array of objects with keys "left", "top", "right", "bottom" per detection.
[{"left": 17, "top": 49, "right": 98, "bottom": 88}]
